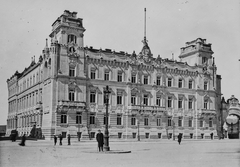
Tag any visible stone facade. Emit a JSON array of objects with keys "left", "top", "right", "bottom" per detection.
[{"left": 6, "top": 10, "right": 221, "bottom": 140}]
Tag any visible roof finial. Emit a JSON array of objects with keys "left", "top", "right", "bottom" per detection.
[
  {"left": 34, "top": 55, "right": 35, "bottom": 62},
  {"left": 144, "top": 8, "right": 146, "bottom": 41},
  {"left": 172, "top": 53, "right": 174, "bottom": 60},
  {"left": 45, "top": 38, "right": 48, "bottom": 48}
]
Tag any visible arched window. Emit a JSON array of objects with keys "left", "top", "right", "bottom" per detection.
[{"left": 68, "top": 34, "right": 77, "bottom": 43}]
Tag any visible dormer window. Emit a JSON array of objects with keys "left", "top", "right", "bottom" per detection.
[{"left": 68, "top": 34, "right": 77, "bottom": 44}]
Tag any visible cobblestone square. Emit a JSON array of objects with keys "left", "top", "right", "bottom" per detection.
[{"left": 1, "top": 139, "right": 239, "bottom": 167}]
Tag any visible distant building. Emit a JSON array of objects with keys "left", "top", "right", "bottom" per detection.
[
  {"left": 0, "top": 125, "right": 6, "bottom": 136},
  {"left": 6, "top": 10, "right": 221, "bottom": 140}
]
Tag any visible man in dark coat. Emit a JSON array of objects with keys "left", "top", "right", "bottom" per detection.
[
  {"left": 54, "top": 134, "right": 57, "bottom": 145},
  {"left": 59, "top": 134, "right": 63, "bottom": 145},
  {"left": 19, "top": 134, "right": 26, "bottom": 146},
  {"left": 177, "top": 133, "right": 182, "bottom": 145},
  {"left": 96, "top": 130, "right": 104, "bottom": 152},
  {"left": 67, "top": 134, "right": 71, "bottom": 145},
  {"left": 210, "top": 133, "right": 213, "bottom": 140}
]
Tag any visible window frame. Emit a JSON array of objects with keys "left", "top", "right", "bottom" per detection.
[
  {"left": 144, "top": 117, "right": 149, "bottom": 126},
  {"left": 76, "top": 113, "right": 82, "bottom": 124},
  {"left": 117, "top": 71, "right": 123, "bottom": 82},
  {"left": 178, "top": 79, "right": 183, "bottom": 88},
  {"left": 117, "top": 114, "right": 122, "bottom": 125},
  {"left": 90, "top": 91, "right": 96, "bottom": 103},
  {"left": 156, "top": 76, "right": 161, "bottom": 86},
  {"left": 143, "top": 75, "right": 148, "bottom": 85},
  {"left": 104, "top": 70, "right": 110, "bottom": 81},
  {"left": 131, "top": 116, "right": 136, "bottom": 125},
  {"left": 61, "top": 114, "right": 67, "bottom": 124},
  {"left": 168, "top": 78, "right": 172, "bottom": 87},
  {"left": 143, "top": 94, "right": 148, "bottom": 105},
  {"left": 90, "top": 114, "right": 95, "bottom": 125},
  {"left": 68, "top": 89, "right": 75, "bottom": 101},
  {"left": 131, "top": 73, "right": 136, "bottom": 83}
]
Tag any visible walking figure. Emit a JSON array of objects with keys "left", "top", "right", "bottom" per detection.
[
  {"left": 54, "top": 134, "right": 57, "bottom": 145},
  {"left": 59, "top": 134, "right": 63, "bottom": 145},
  {"left": 67, "top": 134, "right": 71, "bottom": 145},
  {"left": 177, "top": 133, "right": 182, "bottom": 145},
  {"left": 19, "top": 134, "right": 26, "bottom": 146},
  {"left": 96, "top": 130, "right": 104, "bottom": 152},
  {"left": 210, "top": 133, "right": 213, "bottom": 140}
]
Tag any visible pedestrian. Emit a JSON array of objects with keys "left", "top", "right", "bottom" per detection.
[
  {"left": 19, "top": 134, "right": 26, "bottom": 146},
  {"left": 177, "top": 133, "right": 182, "bottom": 145},
  {"left": 210, "top": 133, "right": 213, "bottom": 140},
  {"left": 67, "top": 134, "right": 71, "bottom": 145},
  {"left": 54, "top": 134, "right": 57, "bottom": 145},
  {"left": 96, "top": 130, "right": 104, "bottom": 152},
  {"left": 59, "top": 134, "right": 63, "bottom": 145}
]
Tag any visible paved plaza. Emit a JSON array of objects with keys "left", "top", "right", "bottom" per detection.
[{"left": 0, "top": 138, "right": 239, "bottom": 167}]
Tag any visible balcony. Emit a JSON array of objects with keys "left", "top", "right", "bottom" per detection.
[
  {"left": 58, "top": 100, "right": 85, "bottom": 108},
  {"left": 128, "top": 105, "right": 166, "bottom": 111},
  {"left": 200, "top": 109, "right": 216, "bottom": 116}
]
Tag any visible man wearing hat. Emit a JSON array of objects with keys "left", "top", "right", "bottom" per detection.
[{"left": 96, "top": 130, "right": 104, "bottom": 152}]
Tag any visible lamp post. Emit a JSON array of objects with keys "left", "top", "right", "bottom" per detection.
[
  {"left": 172, "top": 119, "right": 175, "bottom": 140},
  {"left": 104, "top": 85, "right": 111, "bottom": 151},
  {"left": 137, "top": 119, "right": 140, "bottom": 141}
]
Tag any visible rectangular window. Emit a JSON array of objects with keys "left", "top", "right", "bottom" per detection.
[
  {"left": 204, "top": 81, "right": 208, "bottom": 90},
  {"left": 76, "top": 114, "right": 82, "bottom": 124},
  {"left": 144, "top": 75, "right": 148, "bottom": 84},
  {"left": 178, "top": 117, "right": 182, "bottom": 127},
  {"left": 117, "top": 94, "right": 122, "bottom": 105},
  {"left": 156, "top": 76, "right": 161, "bottom": 85},
  {"left": 90, "top": 69, "right": 96, "bottom": 79},
  {"left": 61, "top": 114, "right": 67, "bottom": 124},
  {"left": 168, "top": 78, "right": 172, "bottom": 87},
  {"left": 131, "top": 116, "right": 136, "bottom": 125},
  {"left": 204, "top": 99, "right": 208, "bottom": 109},
  {"left": 209, "top": 118, "right": 213, "bottom": 127},
  {"left": 178, "top": 98, "right": 183, "bottom": 109},
  {"left": 90, "top": 91, "right": 96, "bottom": 103},
  {"left": 117, "top": 114, "right": 122, "bottom": 125},
  {"left": 69, "top": 90, "right": 75, "bottom": 101},
  {"left": 178, "top": 79, "right": 183, "bottom": 88},
  {"left": 167, "top": 97, "right": 172, "bottom": 108},
  {"left": 131, "top": 74, "right": 136, "bottom": 83},
  {"left": 68, "top": 34, "right": 77, "bottom": 43},
  {"left": 131, "top": 95, "right": 136, "bottom": 105},
  {"left": 69, "top": 67, "right": 75, "bottom": 77},
  {"left": 117, "top": 71, "right": 122, "bottom": 82},
  {"left": 144, "top": 117, "right": 149, "bottom": 126},
  {"left": 199, "top": 119, "right": 204, "bottom": 127},
  {"left": 156, "top": 118, "right": 161, "bottom": 126},
  {"left": 189, "top": 98, "right": 193, "bottom": 109},
  {"left": 143, "top": 95, "right": 148, "bottom": 105},
  {"left": 202, "top": 57, "right": 208, "bottom": 64},
  {"left": 188, "top": 117, "right": 193, "bottom": 127},
  {"left": 90, "top": 114, "right": 95, "bottom": 124},
  {"left": 156, "top": 96, "right": 161, "bottom": 106},
  {"left": 189, "top": 80, "right": 193, "bottom": 89},
  {"left": 104, "top": 71, "right": 109, "bottom": 80},
  {"left": 168, "top": 117, "right": 172, "bottom": 126}
]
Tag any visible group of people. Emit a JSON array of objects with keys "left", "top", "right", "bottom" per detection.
[
  {"left": 53, "top": 134, "right": 71, "bottom": 146},
  {"left": 53, "top": 130, "right": 104, "bottom": 152}
]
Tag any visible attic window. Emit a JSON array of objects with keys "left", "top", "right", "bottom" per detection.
[{"left": 68, "top": 34, "right": 77, "bottom": 44}]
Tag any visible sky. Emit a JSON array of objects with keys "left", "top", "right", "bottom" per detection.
[{"left": 0, "top": 0, "right": 239, "bottom": 125}]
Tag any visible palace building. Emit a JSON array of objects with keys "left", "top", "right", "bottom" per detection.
[{"left": 6, "top": 10, "right": 222, "bottom": 140}]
